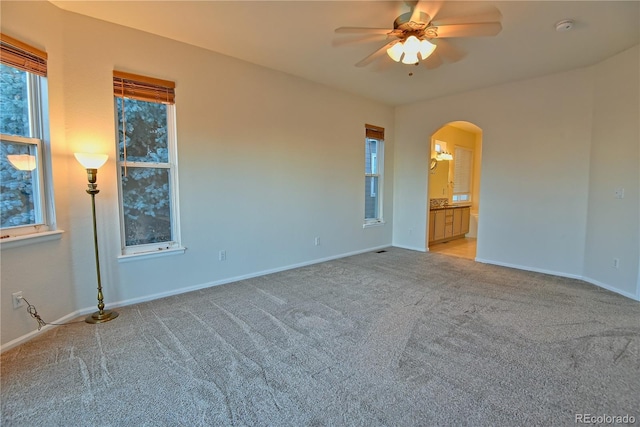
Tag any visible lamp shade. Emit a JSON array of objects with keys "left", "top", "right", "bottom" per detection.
[
  {"left": 7, "top": 154, "right": 37, "bottom": 171},
  {"left": 74, "top": 152, "right": 108, "bottom": 169}
]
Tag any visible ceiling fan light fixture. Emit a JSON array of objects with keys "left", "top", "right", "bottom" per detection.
[
  {"left": 419, "top": 39, "right": 436, "bottom": 60},
  {"left": 387, "top": 42, "right": 404, "bottom": 62},
  {"left": 386, "top": 36, "right": 436, "bottom": 64},
  {"left": 400, "top": 35, "right": 421, "bottom": 64},
  {"left": 403, "top": 35, "right": 421, "bottom": 54},
  {"left": 401, "top": 51, "right": 419, "bottom": 65}
]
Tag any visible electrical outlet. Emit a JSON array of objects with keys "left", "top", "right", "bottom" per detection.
[
  {"left": 613, "top": 258, "right": 620, "bottom": 269},
  {"left": 614, "top": 188, "right": 625, "bottom": 199},
  {"left": 219, "top": 250, "right": 226, "bottom": 261},
  {"left": 314, "top": 237, "right": 320, "bottom": 246},
  {"left": 12, "top": 291, "right": 24, "bottom": 309}
]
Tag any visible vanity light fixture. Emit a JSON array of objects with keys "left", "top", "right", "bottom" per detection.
[
  {"left": 437, "top": 151, "right": 453, "bottom": 161},
  {"left": 433, "top": 140, "right": 452, "bottom": 161}
]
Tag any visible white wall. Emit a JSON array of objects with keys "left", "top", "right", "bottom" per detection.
[
  {"left": 584, "top": 46, "right": 640, "bottom": 298},
  {"left": 0, "top": 1, "right": 394, "bottom": 347},
  {"left": 2, "top": 1, "right": 637, "bottom": 350},
  {"left": 393, "top": 68, "right": 593, "bottom": 271},
  {"left": 393, "top": 45, "right": 640, "bottom": 300}
]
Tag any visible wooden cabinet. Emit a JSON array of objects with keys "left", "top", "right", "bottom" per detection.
[
  {"left": 461, "top": 207, "right": 470, "bottom": 235},
  {"left": 431, "top": 210, "right": 446, "bottom": 241},
  {"left": 429, "top": 206, "right": 471, "bottom": 244},
  {"left": 444, "top": 209, "right": 455, "bottom": 238},
  {"left": 452, "top": 209, "right": 461, "bottom": 236}
]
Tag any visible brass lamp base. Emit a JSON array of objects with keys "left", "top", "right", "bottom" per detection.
[{"left": 85, "top": 309, "right": 119, "bottom": 324}]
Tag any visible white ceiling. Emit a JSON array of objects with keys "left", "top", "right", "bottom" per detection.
[{"left": 49, "top": 1, "right": 639, "bottom": 106}]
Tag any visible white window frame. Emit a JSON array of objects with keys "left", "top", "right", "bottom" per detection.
[
  {"left": 0, "top": 70, "right": 57, "bottom": 244},
  {"left": 115, "top": 101, "right": 182, "bottom": 257},
  {"left": 364, "top": 137, "right": 384, "bottom": 227},
  {"left": 370, "top": 152, "right": 377, "bottom": 197}
]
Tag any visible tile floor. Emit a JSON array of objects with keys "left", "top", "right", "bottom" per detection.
[{"left": 428, "top": 237, "right": 477, "bottom": 260}]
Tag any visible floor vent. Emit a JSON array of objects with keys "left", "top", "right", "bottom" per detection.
[{"left": 376, "top": 250, "right": 387, "bottom": 253}]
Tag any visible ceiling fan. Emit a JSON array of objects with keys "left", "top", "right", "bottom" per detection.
[{"left": 335, "top": 1, "right": 502, "bottom": 69}]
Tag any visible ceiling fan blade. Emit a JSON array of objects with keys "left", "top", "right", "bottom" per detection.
[
  {"left": 433, "top": 39, "right": 466, "bottom": 63},
  {"left": 335, "top": 27, "right": 391, "bottom": 35},
  {"left": 355, "top": 41, "right": 395, "bottom": 67},
  {"left": 435, "top": 22, "right": 502, "bottom": 38},
  {"left": 409, "top": 0, "right": 424, "bottom": 23},
  {"left": 417, "top": 0, "right": 443, "bottom": 23},
  {"left": 332, "top": 34, "right": 390, "bottom": 47},
  {"left": 432, "top": 7, "right": 502, "bottom": 26},
  {"left": 373, "top": 55, "right": 395, "bottom": 72},
  {"left": 422, "top": 51, "right": 443, "bottom": 69}
]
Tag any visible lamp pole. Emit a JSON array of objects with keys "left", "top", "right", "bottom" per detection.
[{"left": 75, "top": 153, "right": 118, "bottom": 324}]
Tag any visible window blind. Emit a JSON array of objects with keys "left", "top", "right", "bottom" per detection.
[
  {"left": 453, "top": 147, "right": 473, "bottom": 194},
  {"left": 365, "top": 124, "right": 384, "bottom": 140},
  {"left": 113, "top": 70, "right": 175, "bottom": 104},
  {"left": 0, "top": 33, "right": 47, "bottom": 77}
]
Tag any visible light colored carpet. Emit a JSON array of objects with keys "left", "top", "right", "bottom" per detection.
[{"left": 1, "top": 248, "right": 639, "bottom": 426}]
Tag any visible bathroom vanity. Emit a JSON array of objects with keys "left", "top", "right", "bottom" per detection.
[{"left": 429, "top": 204, "right": 471, "bottom": 244}]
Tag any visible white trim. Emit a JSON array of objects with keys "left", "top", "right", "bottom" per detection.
[
  {"left": 167, "top": 105, "right": 181, "bottom": 252},
  {"left": 7, "top": 246, "right": 635, "bottom": 353},
  {"left": 0, "top": 229, "right": 63, "bottom": 249},
  {"left": 0, "top": 305, "right": 94, "bottom": 353},
  {"left": 392, "top": 244, "right": 427, "bottom": 252},
  {"left": 363, "top": 220, "right": 386, "bottom": 228},
  {"left": 1, "top": 137, "right": 48, "bottom": 235},
  {"left": 365, "top": 137, "right": 384, "bottom": 223},
  {"left": 117, "top": 246, "right": 186, "bottom": 262},
  {"left": 111, "top": 244, "right": 391, "bottom": 307},
  {"left": 580, "top": 276, "right": 640, "bottom": 302},
  {"left": 115, "top": 101, "right": 181, "bottom": 255},
  {"left": 637, "top": 265, "right": 640, "bottom": 300},
  {"left": 1, "top": 244, "right": 391, "bottom": 353},
  {"left": 475, "top": 257, "right": 640, "bottom": 302},
  {"left": 475, "top": 257, "right": 582, "bottom": 279}
]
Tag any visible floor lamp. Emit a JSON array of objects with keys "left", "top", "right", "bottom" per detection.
[{"left": 74, "top": 153, "right": 119, "bottom": 324}]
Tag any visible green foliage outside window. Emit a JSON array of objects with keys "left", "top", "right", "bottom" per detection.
[
  {"left": 0, "top": 64, "right": 36, "bottom": 228},
  {"left": 0, "top": 64, "right": 29, "bottom": 136},
  {"left": 116, "top": 97, "right": 172, "bottom": 246}
]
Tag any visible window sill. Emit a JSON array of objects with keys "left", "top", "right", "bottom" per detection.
[
  {"left": 0, "top": 230, "right": 64, "bottom": 249},
  {"left": 363, "top": 220, "right": 386, "bottom": 229},
  {"left": 117, "top": 246, "right": 186, "bottom": 263}
]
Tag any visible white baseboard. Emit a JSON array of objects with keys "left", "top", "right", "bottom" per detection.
[
  {"left": 1, "top": 244, "right": 391, "bottom": 353},
  {"left": 0, "top": 306, "right": 95, "bottom": 353},
  {"left": 475, "top": 258, "right": 640, "bottom": 302},
  {"left": 474, "top": 258, "right": 584, "bottom": 280},
  {"left": 392, "top": 244, "right": 427, "bottom": 252},
  {"left": 580, "top": 276, "right": 640, "bottom": 302},
  {"left": 6, "top": 248, "right": 635, "bottom": 353}
]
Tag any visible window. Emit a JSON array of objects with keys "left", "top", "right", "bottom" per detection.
[
  {"left": 114, "top": 71, "right": 181, "bottom": 256},
  {"left": 452, "top": 146, "right": 473, "bottom": 203},
  {"left": 364, "top": 124, "right": 384, "bottom": 225},
  {"left": 0, "top": 34, "right": 55, "bottom": 239}
]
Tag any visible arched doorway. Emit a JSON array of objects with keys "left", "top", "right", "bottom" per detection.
[{"left": 426, "top": 121, "right": 482, "bottom": 260}]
